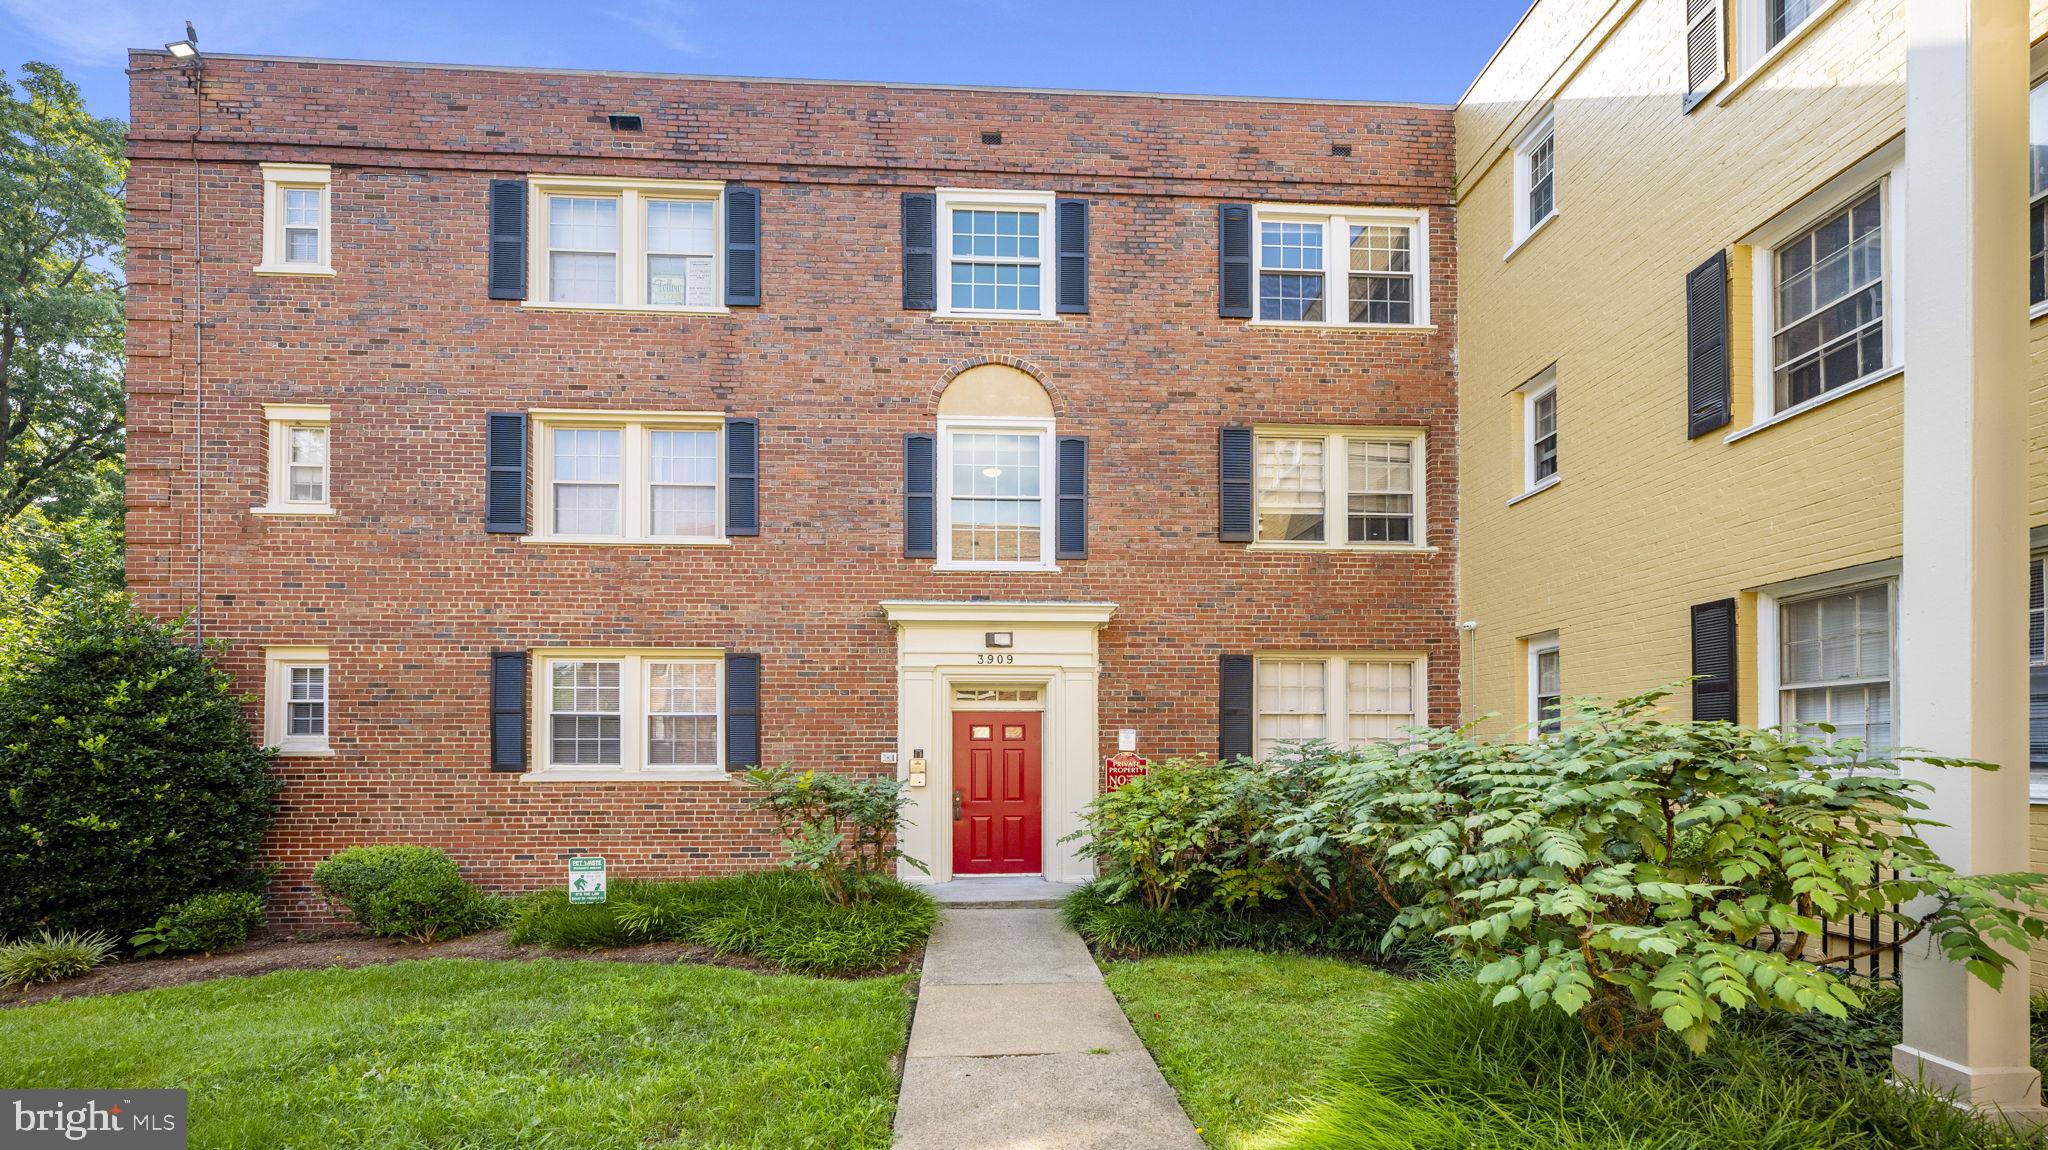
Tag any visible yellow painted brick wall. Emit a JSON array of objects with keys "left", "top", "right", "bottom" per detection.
[{"left": 1457, "top": 0, "right": 2048, "bottom": 985}]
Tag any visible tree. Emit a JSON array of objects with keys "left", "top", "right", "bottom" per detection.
[
  {"left": 0, "top": 62, "right": 126, "bottom": 525},
  {"left": 1288, "top": 688, "right": 2048, "bottom": 1052}
]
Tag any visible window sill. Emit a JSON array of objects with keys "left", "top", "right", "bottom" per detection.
[
  {"left": 2032, "top": 298, "right": 2048, "bottom": 322},
  {"left": 519, "top": 302, "right": 733, "bottom": 317},
  {"left": 253, "top": 264, "right": 336, "bottom": 277},
  {"left": 522, "top": 536, "right": 732, "bottom": 547},
  {"left": 1503, "top": 211, "right": 1559, "bottom": 262},
  {"left": 1507, "top": 475, "right": 1561, "bottom": 507},
  {"left": 1245, "top": 542, "right": 1438, "bottom": 554},
  {"left": 250, "top": 505, "right": 337, "bottom": 517},
  {"left": 2031, "top": 780, "right": 2048, "bottom": 806},
  {"left": 275, "top": 745, "right": 334, "bottom": 758},
  {"left": 522, "top": 768, "right": 733, "bottom": 783},
  {"left": 1242, "top": 320, "right": 1437, "bottom": 334},
  {"left": 931, "top": 561, "right": 1062, "bottom": 573},
  {"left": 1715, "top": 0, "right": 1850, "bottom": 108},
  {"left": 928, "top": 312, "right": 1061, "bottom": 324},
  {"left": 1722, "top": 364, "right": 1903, "bottom": 445}
]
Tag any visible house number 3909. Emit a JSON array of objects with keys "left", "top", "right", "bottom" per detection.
[{"left": 976, "top": 653, "right": 1015, "bottom": 665}]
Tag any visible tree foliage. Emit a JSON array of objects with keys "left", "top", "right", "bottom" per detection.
[
  {"left": 0, "top": 61, "right": 126, "bottom": 525},
  {"left": 742, "top": 766, "right": 925, "bottom": 905},
  {"left": 1282, "top": 688, "right": 2048, "bottom": 1051}
]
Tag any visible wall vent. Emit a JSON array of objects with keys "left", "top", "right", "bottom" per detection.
[
  {"left": 608, "top": 113, "right": 644, "bottom": 131},
  {"left": 1330, "top": 142, "right": 1353, "bottom": 157},
  {"left": 981, "top": 131, "right": 1003, "bottom": 145}
]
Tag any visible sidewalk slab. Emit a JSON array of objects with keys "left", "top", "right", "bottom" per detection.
[
  {"left": 894, "top": 1052, "right": 1207, "bottom": 1150},
  {"left": 905, "top": 982, "right": 1141, "bottom": 1057},
  {"left": 920, "top": 908, "right": 1101, "bottom": 986}
]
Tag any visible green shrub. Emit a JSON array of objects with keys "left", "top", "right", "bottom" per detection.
[
  {"left": 508, "top": 870, "right": 936, "bottom": 975},
  {"left": 1301, "top": 687, "right": 2048, "bottom": 1051},
  {"left": 130, "top": 890, "right": 265, "bottom": 956},
  {"left": 1255, "top": 977, "right": 2041, "bottom": 1150},
  {"left": 742, "top": 766, "right": 925, "bottom": 904},
  {"left": 0, "top": 581, "right": 279, "bottom": 938},
  {"left": 0, "top": 929, "right": 117, "bottom": 986},
  {"left": 1060, "top": 879, "right": 1437, "bottom": 967},
  {"left": 311, "top": 845, "right": 505, "bottom": 943}
]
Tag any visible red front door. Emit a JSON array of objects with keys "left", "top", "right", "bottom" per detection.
[{"left": 951, "top": 711, "right": 1043, "bottom": 874}]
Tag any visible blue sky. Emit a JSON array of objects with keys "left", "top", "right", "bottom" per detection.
[{"left": 2, "top": 0, "right": 1529, "bottom": 124}]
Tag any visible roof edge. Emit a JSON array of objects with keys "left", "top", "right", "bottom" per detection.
[{"left": 129, "top": 50, "right": 1453, "bottom": 111}]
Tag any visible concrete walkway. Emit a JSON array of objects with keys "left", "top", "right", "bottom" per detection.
[{"left": 893, "top": 906, "right": 1206, "bottom": 1150}]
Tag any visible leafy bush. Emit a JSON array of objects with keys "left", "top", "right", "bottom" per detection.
[
  {"left": 508, "top": 870, "right": 936, "bottom": 975},
  {"left": 742, "top": 767, "right": 926, "bottom": 905},
  {"left": 130, "top": 890, "right": 265, "bottom": 956},
  {"left": 0, "top": 561, "right": 279, "bottom": 938},
  {"left": 1060, "top": 879, "right": 1438, "bottom": 967},
  {"left": 1296, "top": 688, "right": 2048, "bottom": 1051},
  {"left": 0, "top": 929, "right": 117, "bottom": 986},
  {"left": 311, "top": 845, "right": 506, "bottom": 943},
  {"left": 1255, "top": 977, "right": 2042, "bottom": 1150}
]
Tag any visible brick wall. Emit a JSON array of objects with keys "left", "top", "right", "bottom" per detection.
[{"left": 124, "top": 53, "right": 1462, "bottom": 923}]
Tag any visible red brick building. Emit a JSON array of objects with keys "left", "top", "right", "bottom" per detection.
[{"left": 124, "top": 51, "right": 1459, "bottom": 921}]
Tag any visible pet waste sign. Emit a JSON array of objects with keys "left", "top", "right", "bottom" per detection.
[{"left": 568, "top": 856, "right": 607, "bottom": 904}]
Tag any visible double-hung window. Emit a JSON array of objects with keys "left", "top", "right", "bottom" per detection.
[
  {"left": 1521, "top": 370, "right": 1559, "bottom": 492},
  {"left": 530, "top": 178, "right": 724, "bottom": 310},
  {"left": 256, "top": 404, "right": 333, "bottom": 516},
  {"left": 539, "top": 651, "right": 724, "bottom": 776},
  {"left": 265, "top": 647, "right": 331, "bottom": 756},
  {"left": 1252, "top": 429, "right": 1424, "bottom": 549},
  {"left": 532, "top": 413, "right": 725, "bottom": 543},
  {"left": 1770, "top": 186, "right": 1886, "bottom": 412},
  {"left": 1252, "top": 206, "right": 1429, "bottom": 327},
  {"left": 1510, "top": 111, "right": 1557, "bottom": 247},
  {"left": 937, "top": 418, "right": 1054, "bottom": 568},
  {"left": 1778, "top": 584, "right": 1893, "bottom": 754},
  {"left": 1253, "top": 654, "right": 1425, "bottom": 759},
  {"left": 1528, "top": 636, "right": 1561, "bottom": 735},
  {"left": 2030, "top": 557, "right": 2048, "bottom": 795},
  {"left": 935, "top": 190, "right": 1053, "bottom": 319},
  {"left": 256, "top": 163, "right": 332, "bottom": 275},
  {"left": 2030, "top": 78, "right": 2047, "bottom": 313}
]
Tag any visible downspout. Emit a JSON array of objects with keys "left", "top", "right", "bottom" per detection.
[{"left": 186, "top": 55, "right": 206, "bottom": 642}]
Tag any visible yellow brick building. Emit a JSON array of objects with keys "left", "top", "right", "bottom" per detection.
[{"left": 1455, "top": 0, "right": 2048, "bottom": 984}]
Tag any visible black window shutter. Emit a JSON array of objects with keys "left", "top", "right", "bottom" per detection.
[
  {"left": 487, "top": 179, "right": 527, "bottom": 301},
  {"left": 1218, "top": 426, "right": 1254, "bottom": 542},
  {"left": 1055, "top": 198, "right": 1090, "bottom": 314},
  {"left": 1056, "top": 436, "right": 1088, "bottom": 560},
  {"left": 725, "top": 185, "right": 762, "bottom": 307},
  {"left": 1218, "top": 203, "right": 1253, "bottom": 318},
  {"left": 726, "top": 653, "right": 761, "bottom": 769},
  {"left": 904, "top": 433, "right": 937, "bottom": 558},
  {"left": 902, "top": 193, "right": 937, "bottom": 311},
  {"left": 1686, "top": 250, "right": 1731, "bottom": 438},
  {"left": 489, "top": 651, "right": 528, "bottom": 771},
  {"left": 1219, "top": 654, "right": 1254, "bottom": 761},
  {"left": 1690, "top": 598, "right": 1738, "bottom": 722},
  {"left": 485, "top": 412, "right": 528, "bottom": 534},
  {"left": 725, "top": 417, "right": 759, "bottom": 536}
]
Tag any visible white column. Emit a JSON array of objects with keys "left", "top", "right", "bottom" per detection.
[{"left": 1894, "top": 0, "right": 2037, "bottom": 1118}]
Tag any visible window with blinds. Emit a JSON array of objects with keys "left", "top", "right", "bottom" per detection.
[{"left": 1779, "top": 584, "right": 1892, "bottom": 753}]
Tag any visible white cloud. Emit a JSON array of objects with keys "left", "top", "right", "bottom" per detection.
[
  {"left": 604, "top": 0, "right": 699, "bottom": 55},
  {"left": 0, "top": 0, "right": 319, "bottom": 68}
]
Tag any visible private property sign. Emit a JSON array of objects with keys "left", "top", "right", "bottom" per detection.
[
  {"left": 568, "top": 856, "right": 607, "bottom": 904},
  {"left": 1104, "top": 751, "right": 1149, "bottom": 791}
]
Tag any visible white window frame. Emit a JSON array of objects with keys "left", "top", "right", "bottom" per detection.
[
  {"left": 934, "top": 415, "right": 1058, "bottom": 572},
  {"left": 1519, "top": 368, "right": 1559, "bottom": 498},
  {"left": 1252, "top": 653, "right": 1429, "bottom": 758},
  {"left": 255, "top": 163, "right": 333, "bottom": 276},
  {"left": 934, "top": 188, "right": 1057, "bottom": 321},
  {"left": 1731, "top": 142, "right": 1905, "bottom": 440},
  {"left": 1248, "top": 426, "right": 1429, "bottom": 552},
  {"left": 1734, "top": 0, "right": 1843, "bottom": 75},
  {"left": 526, "top": 176, "right": 726, "bottom": 313},
  {"left": 1752, "top": 560, "right": 1900, "bottom": 736},
  {"left": 1526, "top": 633, "right": 1561, "bottom": 738},
  {"left": 253, "top": 404, "right": 334, "bottom": 516},
  {"left": 1249, "top": 203, "right": 1432, "bottom": 329},
  {"left": 1509, "top": 109, "right": 1557, "bottom": 252},
  {"left": 2030, "top": 70, "right": 2048, "bottom": 319},
  {"left": 527, "top": 411, "right": 727, "bottom": 546},
  {"left": 2031, "top": 550, "right": 2048, "bottom": 802},
  {"left": 265, "top": 646, "right": 332, "bottom": 756},
  {"left": 529, "top": 649, "right": 726, "bottom": 781}
]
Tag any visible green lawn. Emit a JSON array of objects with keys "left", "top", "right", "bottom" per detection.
[
  {"left": 0, "top": 957, "right": 912, "bottom": 1150},
  {"left": 1101, "top": 951, "right": 1403, "bottom": 1149}
]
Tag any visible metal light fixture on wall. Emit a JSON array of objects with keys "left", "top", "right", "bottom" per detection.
[{"left": 165, "top": 21, "right": 200, "bottom": 60}]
